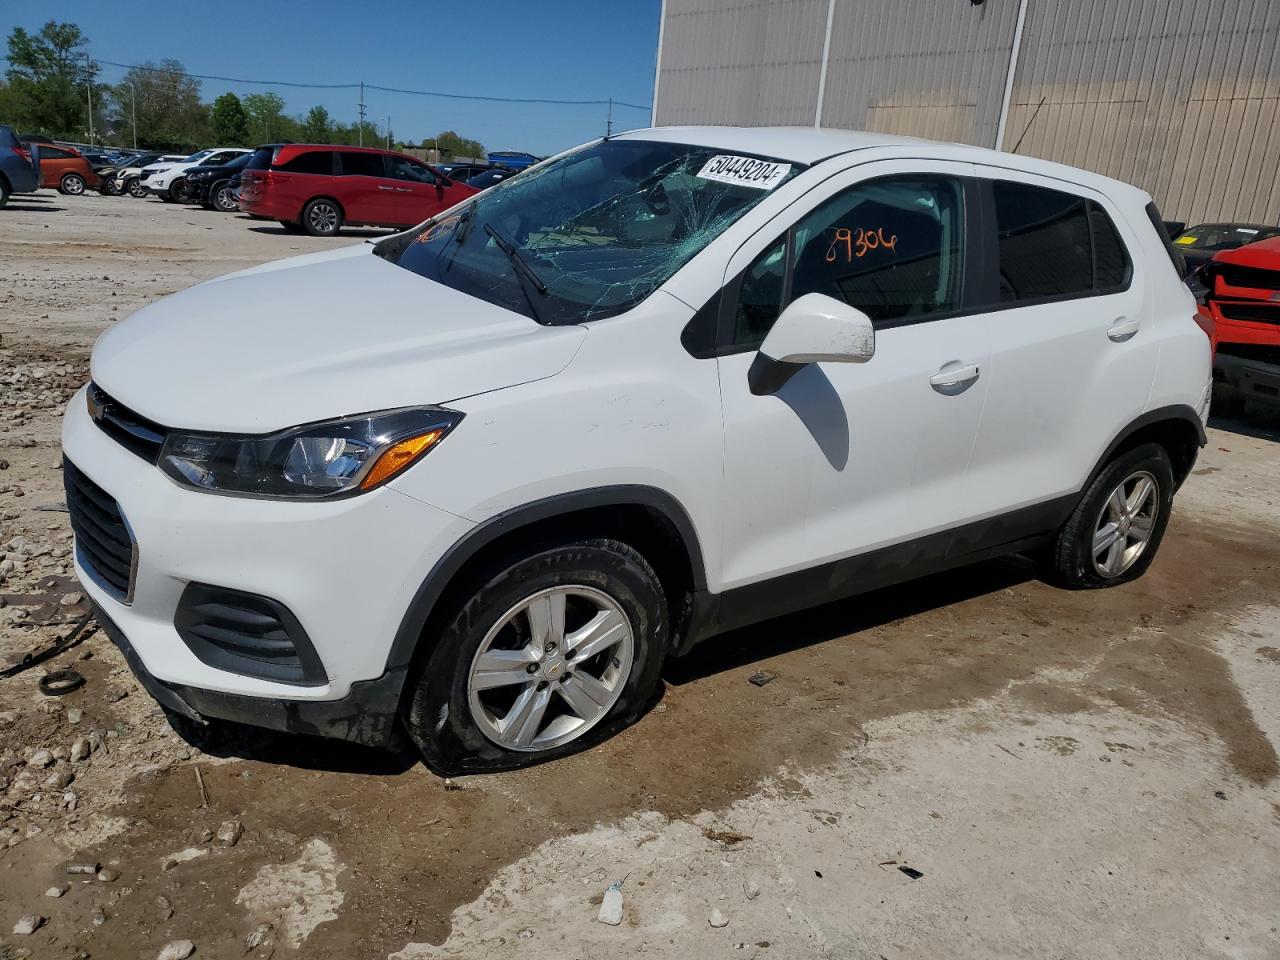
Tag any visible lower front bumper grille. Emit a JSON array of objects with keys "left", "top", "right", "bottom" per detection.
[{"left": 64, "top": 458, "right": 137, "bottom": 602}]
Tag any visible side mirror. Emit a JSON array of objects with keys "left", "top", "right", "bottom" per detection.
[{"left": 748, "top": 294, "right": 875, "bottom": 395}]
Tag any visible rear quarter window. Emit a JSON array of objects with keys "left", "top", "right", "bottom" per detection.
[
  {"left": 1145, "top": 202, "right": 1187, "bottom": 279},
  {"left": 278, "top": 151, "right": 335, "bottom": 175}
]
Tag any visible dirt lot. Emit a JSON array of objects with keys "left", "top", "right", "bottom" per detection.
[{"left": 1, "top": 191, "right": 1278, "bottom": 960}]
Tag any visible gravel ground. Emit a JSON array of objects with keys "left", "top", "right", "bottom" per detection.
[{"left": 0, "top": 192, "right": 1278, "bottom": 960}]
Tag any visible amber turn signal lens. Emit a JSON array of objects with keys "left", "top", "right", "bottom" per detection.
[{"left": 360, "top": 430, "right": 445, "bottom": 490}]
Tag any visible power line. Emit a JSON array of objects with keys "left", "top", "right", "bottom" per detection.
[{"left": 74, "top": 57, "right": 651, "bottom": 111}]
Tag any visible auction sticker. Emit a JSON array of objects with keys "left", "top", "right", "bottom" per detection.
[{"left": 696, "top": 155, "right": 792, "bottom": 190}]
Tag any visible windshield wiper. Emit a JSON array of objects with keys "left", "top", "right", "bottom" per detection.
[
  {"left": 484, "top": 222, "right": 553, "bottom": 325},
  {"left": 484, "top": 223, "right": 547, "bottom": 293}
]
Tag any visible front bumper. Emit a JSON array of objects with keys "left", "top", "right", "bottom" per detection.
[
  {"left": 94, "top": 602, "right": 406, "bottom": 745},
  {"left": 1215, "top": 352, "right": 1280, "bottom": 409},
  {"left": 61, "top": 388, "right": 475, "bottom": 735}
]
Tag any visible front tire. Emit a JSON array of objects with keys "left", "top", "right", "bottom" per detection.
[
  {"left": 100, "top": 178, "right": 121, "bottom": 196},
  {"left": 59, "top": 173, "right": 86, "bottom": 196},
  {"left": 0, "top": 178, "right": 9, "bottom": 208},
  {"left": 168, "top": 177, "right": 188, "bottom": 202},
  {"left": 404, "top": 539, "right": 667, "bottom": 774},
  {"left": 301, "top": 198, "right": 343, "bottom": 236},
  {"left": 125, "top": 177, "right": 147, "bottom": 199},
  {"left": 1044, "top": 443, "right": 1174, "bottom": 589}
]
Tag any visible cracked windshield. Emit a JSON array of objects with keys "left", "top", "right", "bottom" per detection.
[{"left": 383, "top": 139, "right": 798, "bottom": 323}]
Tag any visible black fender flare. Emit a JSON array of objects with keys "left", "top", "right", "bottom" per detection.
[
  {"left": 1086, "top": 403, "right": 1205, "bottom": 488},
  {"left": 383, "top": 485, "right": 707, "bottom": 677}
]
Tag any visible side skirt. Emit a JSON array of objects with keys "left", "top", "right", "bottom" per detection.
[{"left": 675, "top": 494, "right": 1077, "bottom": 655}]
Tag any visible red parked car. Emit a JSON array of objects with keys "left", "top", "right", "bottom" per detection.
[
  {"left": 238, "top": 144, "right": 477, "bottom": 236},
  {"left": 1198, "top": 236, "right": 1280, "bottom": 415}
]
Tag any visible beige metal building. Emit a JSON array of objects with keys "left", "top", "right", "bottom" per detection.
[{"left": 651, "top": 0, "right": 1280, "bottom": 225}]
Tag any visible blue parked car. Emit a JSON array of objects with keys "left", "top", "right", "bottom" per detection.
[{"left": 0, "top": 125, "right": 40, "bottom": 206}]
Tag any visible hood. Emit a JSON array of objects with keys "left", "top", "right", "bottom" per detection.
[
  {"left": 1214, "top": 236, "right": 1280, "bottom": 269},
  {"left": 91, "top": 245, "right": 586, "bottom": 433}
]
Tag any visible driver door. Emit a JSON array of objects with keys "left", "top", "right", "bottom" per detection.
[{"left": 716, "top": 160, "right": 992, "bottom": 601}]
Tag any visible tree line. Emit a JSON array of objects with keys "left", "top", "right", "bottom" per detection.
[{"left": 1, "top": 21, "right": 487, "bottom": 159}]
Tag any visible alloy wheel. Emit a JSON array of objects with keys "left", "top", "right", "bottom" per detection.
[
  {"left": 308, "top": 201, "right": 339, "bottom": 234},
  {"left": 467, "top": 585, "right": 634, "bottom": 752},
  {"left": 214, "top": 185, "right": 235, "bottom": 212},
  {"left": 127, "top": 179, "right": 146, "bottom": 198},
  {"left": 1091, "top": 470, "right": 1158, "bottom": 578},
  {"left": 62, "top": 174, "right": 85, "bottom": 195}
]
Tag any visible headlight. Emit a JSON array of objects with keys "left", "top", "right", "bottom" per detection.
[
  {"left": 158, "top": 407, "right": 462, "bottom": 499},
  {"left": 152, "top": 167, "right": 169, "bottom": 174}
]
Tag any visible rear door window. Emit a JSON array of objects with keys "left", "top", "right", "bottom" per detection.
[
  {"left": 992, "top": 181, "right": 1131, "bottom": 303},
  {"left": 338, "top": 152, "right": 386, "bottom": 177}
]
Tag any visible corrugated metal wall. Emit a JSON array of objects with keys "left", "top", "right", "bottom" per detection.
[
  {"left": 653, "top": 0, "right": 1280, "bottom": 224},
  {"left": 655, "top": 0, "right": 833, "bottom": 126},
  {"left": 818, "top": 0, "right": 1020, "bottom": 147}
]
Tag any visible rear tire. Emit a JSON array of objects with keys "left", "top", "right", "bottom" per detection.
[
  {"left": 125, "top": 177, "right": 147, "bottom": 199},
  {"left": 1043, "top": 443, "right": 1174, "bottom": 589},
  {"left": 404, "top": 539, "right": 667, "bottom": 774},
  {"left": 210, "top": 180, "right": 237, "bottom": 213},
  {"left": 0, "top": 179, "right": 9, "bottom": 208},
  {"left": 59, "top": 173, "right": 86, "bottom": 196},
  {"left": 301, "top": 198, "right": 343, "bottom": 236},
  {"left": 100, "top": 178, "right": 121, "bottom": 196}
]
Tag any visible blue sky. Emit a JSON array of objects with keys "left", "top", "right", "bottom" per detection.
[{"left": 9, "top": 1, "right": 662, "bottom": 155}]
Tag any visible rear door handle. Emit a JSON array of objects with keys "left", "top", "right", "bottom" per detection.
[
  {"left": 377, "top": 185, "right": 396, "bottom": 191},
  {"left": 1107, "top": 317, "right": 1140, "bottom": 342},
  {"left": 395, "top": 187, "right": 412, "bottom": 193},
  {"left": 930, "top": 362, "right": 981, "bottom": 394}
]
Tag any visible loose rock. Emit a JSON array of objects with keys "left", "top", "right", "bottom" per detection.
[
  {"left": 709, "top": 908, "right": 729, "bottom": 928},
  {"left": 244, "top": 922, "right": 273, "bottom": 951},
  {"left": 98, "top": 868, "right": 120, "bottom": 882},
  {"left": 70, "top": 737, "right": 92, "bottom": 762},
  {"left": 157, "top": 939, "right": 195, "bottom": 960},
  {"left": 13, "top": 915, "right": 45, "bottom": 935},
  {"left": 46, "top": 884, "right": 68, "bottom": 897},
  {"left": 216, "top": 819, "right": 243, "bottom": 847},
  {"left": 29, "top": 749, "right": 54, "bottom": 768},
  {"left": 743, "top": 877, "right": 762, "bottom": 900},
  {"left": 45, "top": 768, "right": 74, "bottom": 790}
]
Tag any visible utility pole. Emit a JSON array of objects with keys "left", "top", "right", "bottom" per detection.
[
  {"left": 84, "top": 54, "right": 95, "bottom": 145},
  {"left": 386, "top": 114, "right": 391, "bottom": 150},
  {"left": 358, "top": 81, "right": 366, "bottom": 146},
  {"left": 123, "top": 80, "right": 137, "bottom": 149},
  {"left": 606, "top": 98, "right": 613, "bottom": 138}
]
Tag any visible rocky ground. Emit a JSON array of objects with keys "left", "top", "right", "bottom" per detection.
[{"left": 0, "top": 192, "right": 1278, "bottom": 960}]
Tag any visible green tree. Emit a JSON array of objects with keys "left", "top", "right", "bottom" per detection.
[
  {"left": 301, "top": 105, "right": 332, "bottom": 142},
  {"left": 425, "top": 130, "right": 486, "bottom": 161},
  {"left": 4, "top": 21, "right": 97, "bottom": 139},
  {"left": 244, "top": 92, "right": 294, "bottom": 144},
  {"left": 210, "top": 92, "right": 249, "bottom": 145},
  {"left": 110, "top": 60, "right": 208, "bottom": 150}
]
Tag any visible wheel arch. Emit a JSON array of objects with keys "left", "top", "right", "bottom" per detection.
[
  {"left": 1089, "top": 404, "right": 1205, "bottom": 491},
  {"left": 385, "top": 486, "right": 707, "bottom": 693}
]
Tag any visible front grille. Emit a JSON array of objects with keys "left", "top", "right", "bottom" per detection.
[
  {"left": 1219, "top": 342, "right": 1280, "bottom": 366},
  {"left": 175, "top": 584, "right": 326, "bottom": 685},
  {"left": 64, "top": 458, "right": 137, "bottom": 602},
  {"left": 87, "top": 383, "right": 168, "bottom": 464},
  {"left": 1216, "top": 302, "right": 1280, "bottom": 325},
  {"left": 1216, "top": 263, "right": 1280, "bottom": 293}
]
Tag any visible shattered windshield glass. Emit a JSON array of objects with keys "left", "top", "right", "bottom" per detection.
[{"left": 380, "top": 139, "right": 800, "bottom": 324}]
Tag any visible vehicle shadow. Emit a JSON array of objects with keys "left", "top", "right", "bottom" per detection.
[
  {"left": 1208, "top": 409, "right": 1280, "bottom": 442},
  {"left": 245, "top": 224, "right": 394, "bottom": 239},
  {"left": 5, "top": 202, "right": 65, "bottom": 212},
  {"left": 663, "top": 556, "right": 1033, "bottom": 685},
  {"left": 164, "top": 709, "right": 418, "bottom": 776}
]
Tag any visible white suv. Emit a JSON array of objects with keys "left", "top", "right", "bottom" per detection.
[
  {"left": 62, "top": 128, "right": 1210, "bottom": 773},
  {"left": 139, "top": 147, "right": 250, "bottom": 201}
]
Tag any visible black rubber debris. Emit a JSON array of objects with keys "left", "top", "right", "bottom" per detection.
[{"left": 899, "top": 866, "right": 924, "bottom": 880}]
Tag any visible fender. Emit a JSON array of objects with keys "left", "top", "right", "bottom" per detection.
[
  {"left": 1086, "top": 403, "right": 1205, "bottom": 487},
  {"left": 384, "top": 485, "right": 708, "bottom": 675}
]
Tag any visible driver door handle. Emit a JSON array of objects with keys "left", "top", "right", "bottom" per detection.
[
  {"left": 930, "top": 362, "right": 981, "bottom": 392},
  {"left": 1107, "top": 317, "right": 1141, "bottom": 342},
  {"left": 377, "top": 185, "right": 396, "bottom": 191}
]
